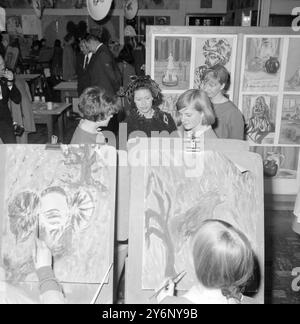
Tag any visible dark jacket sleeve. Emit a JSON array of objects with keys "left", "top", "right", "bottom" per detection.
[
  {"left": 91, "top": 50, "right": 121, "bottom": 96},
  {"left": 8, "top": 83, "right": 22, "bottom": 104}
]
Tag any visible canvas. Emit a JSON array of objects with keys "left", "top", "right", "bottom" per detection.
[
  {"left": 284, "top": 37, "right": 300, "bottom": 92},
  {"left": 242, "top": 94, "right": 278, "bottom": 145},
  {"left": 152, "top": 36, "right": 192, "bottom": 92},
  {"left": 279, "top": 95, "right": 300, "bottom": 145},
  {"left": 0, "top": 145, "right": 115, "bottom": 288},
  {"left": 142, "top": 151, "right": 261, "bottom": 292},
  {"left": 251, "top": 146, "right": 300, "bottom": 180},
  {"left": 193, "top": 36, "right": 237, "bottom": 98},
  {"left": 242, "top": 36, "right": 284, "bottom": 92}
]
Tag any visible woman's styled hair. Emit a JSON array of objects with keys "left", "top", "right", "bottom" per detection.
[
  {"left": 203, "top": 64, "right": 231, "bottom": 92},
  {"left": 125, "top": 75, "right": 163, "bottom": 108},
  {"left": 78, "top": 87, "right": 119, "bottom": 122},
  {"left": 176, "top": 89, "right": 215, "bottom": 126},
  {"left": 192, "top": 220, "right": 254, "bottom": 302}
]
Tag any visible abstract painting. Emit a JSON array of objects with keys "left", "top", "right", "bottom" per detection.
[
  {"left": 242, "top": 36, "right": 284, "bottom": 92},
  {"left": 194, "top": 36, "right": 237, "bottom": 97},
  {"left": 142, "top": 151, "right": 260, "bottom": 290},
  {"left": 284, "top": 37, "right": 300, "bottom": 92},
  {"left": 242, "top": 94, "right": 278, "bottom": 145},
  {"left": 279, "top": 95, "right": 300, "bottom": 145},
  {"left": 251, "top": 146, "right": 300, "bottom": 179},
  {"left": 1, "top": 145, "right": 114, "bottom": 285},
  {"left": 153, "top": 36, "right": 192, "bottom": 91}
]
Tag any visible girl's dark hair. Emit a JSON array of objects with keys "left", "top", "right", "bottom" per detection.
[
  {"left": 125, "top": 75, "right": 163, "bottom": 108},
  {"left": 203, "top": 64, "right": 231, "bottom": 93}
]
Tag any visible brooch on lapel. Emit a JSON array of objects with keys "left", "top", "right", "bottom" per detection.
[{"left": 163, "top": 114, "right": 169, "bottom": 125}]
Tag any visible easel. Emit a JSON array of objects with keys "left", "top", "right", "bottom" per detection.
[
  {"left": 125, "top": 139, "right": 264, "bottom": 304},
  {"left": 0, "top": 144, "right": 116, "bottom": 304}
]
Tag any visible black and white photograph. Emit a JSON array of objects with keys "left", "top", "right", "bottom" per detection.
[{"left": 0, "top": 0, "right": 299, "bottom": 308}]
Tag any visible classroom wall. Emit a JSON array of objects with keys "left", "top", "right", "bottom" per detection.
[{"left": 4, "top": 0, "right": 228, "bottom": 44}]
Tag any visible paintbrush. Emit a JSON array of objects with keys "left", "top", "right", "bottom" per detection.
[{"left": 149, "top": 270, "right": 187, "bottom": 300}]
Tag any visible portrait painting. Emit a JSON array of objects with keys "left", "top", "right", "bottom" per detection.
[
  {"left": 193, "top": 36, "right": 237, "bottom": 98},
  {"left": 242, "top": 95, "right": 278, "bottom": 145}
]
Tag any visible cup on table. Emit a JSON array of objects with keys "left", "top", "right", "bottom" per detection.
[{"left": 47, "top": 102, "right": 53, "bottom": 110}]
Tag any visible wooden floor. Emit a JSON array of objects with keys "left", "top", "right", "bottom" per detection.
[
  {"left": 24, "top": 122, "right": 300, "bottom": 304},
  {"left": 265, "top": 209, "right": 300, "bottom": 304}
]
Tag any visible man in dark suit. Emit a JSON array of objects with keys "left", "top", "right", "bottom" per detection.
[
  {"left": 0, "top": 55, "right": 22, "bottom": 143},
  {"left": 77, "top": 38, "right": 93, "bottom": 97},
  {"left": 78, "top": 35, "right": 122, "bottom": 136}
]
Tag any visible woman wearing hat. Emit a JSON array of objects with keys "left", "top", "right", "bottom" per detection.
[{"left": 124, "top": 75, "right": 177, "bottom": 138}]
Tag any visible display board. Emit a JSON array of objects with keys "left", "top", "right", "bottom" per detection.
[
  {"left": 0, "top": 144, "right": 116, "bottom": 304},
  {"left": 146, "top": 26, "right": 300, "bottom": 195}
]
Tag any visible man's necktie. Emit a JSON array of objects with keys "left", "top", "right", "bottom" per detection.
[{"left": 84, "top": 55, "right": 89, "bottom": 69}]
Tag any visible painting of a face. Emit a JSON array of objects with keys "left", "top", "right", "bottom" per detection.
[
  {"left": 39, "top": 188, "right": 69, "bottom": 250},
  {"left": 253, "top": 97, "right": 267, "bottom": 118},
  {"left": 179, "top": 105, "right": 203, "bottom": 131},
  {"left": 205, "top": 52, "right": 220, "bottom": 67}
]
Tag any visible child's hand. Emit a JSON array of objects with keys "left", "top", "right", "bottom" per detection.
[
  {"left": 32, "top": 238, "right": 52, "bottom": 270},
  {"left": 155, "top": 278, "right": 175, "bottom": 303}
]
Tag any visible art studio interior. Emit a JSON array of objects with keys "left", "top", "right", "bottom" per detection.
[{"left": 0, "top": 0, "right": 300, "bottom": 305}]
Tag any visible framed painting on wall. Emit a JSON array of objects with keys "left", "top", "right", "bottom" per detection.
[
  {"left": 284, "top": 37, "right": 300, "bottom": 92},
  {"left": 193, "top": 35, "right": 237, "bottom": 99},
  {"left": 251, "top": 146, "right": 299, "bottom": 180},
  {"left": 152, "top": 36, "right": 192, "bottom": 92},
  {"left": 185, "top": 15, "right": 225, "bottom": 27},
  {"left": 279, "top": 95, "right": 300, "bottom": 145},
  {"left": 242, "top": 94, "right": 278, "bottom": 145},
  {"left": 241, "top": 36, "right": 284, "bottom": 93}
]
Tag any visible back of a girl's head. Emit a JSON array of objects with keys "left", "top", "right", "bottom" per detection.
[
  {"left": 79, "top": 87, "right": 120, "bottom": 122},
  {"left": 192, "top": 220, "right": 254, "bottom": 300}
]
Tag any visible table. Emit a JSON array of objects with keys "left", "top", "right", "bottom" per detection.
[
  {"left": 32, "top": 102, "right": 72, "bottom": 143},
  {"left": 54, "top": 81, "right": 78, "bottom": 102}
]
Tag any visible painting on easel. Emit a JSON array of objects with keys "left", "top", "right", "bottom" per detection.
[
  {"left": 1, "top": 145, "right": 115, "bottom": 286},
  {"left": 152, "top": 36, "right": 192, "bottom": 91},
  {"left": 142, "top": 151, "right": 260, "bottom": 291}
]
